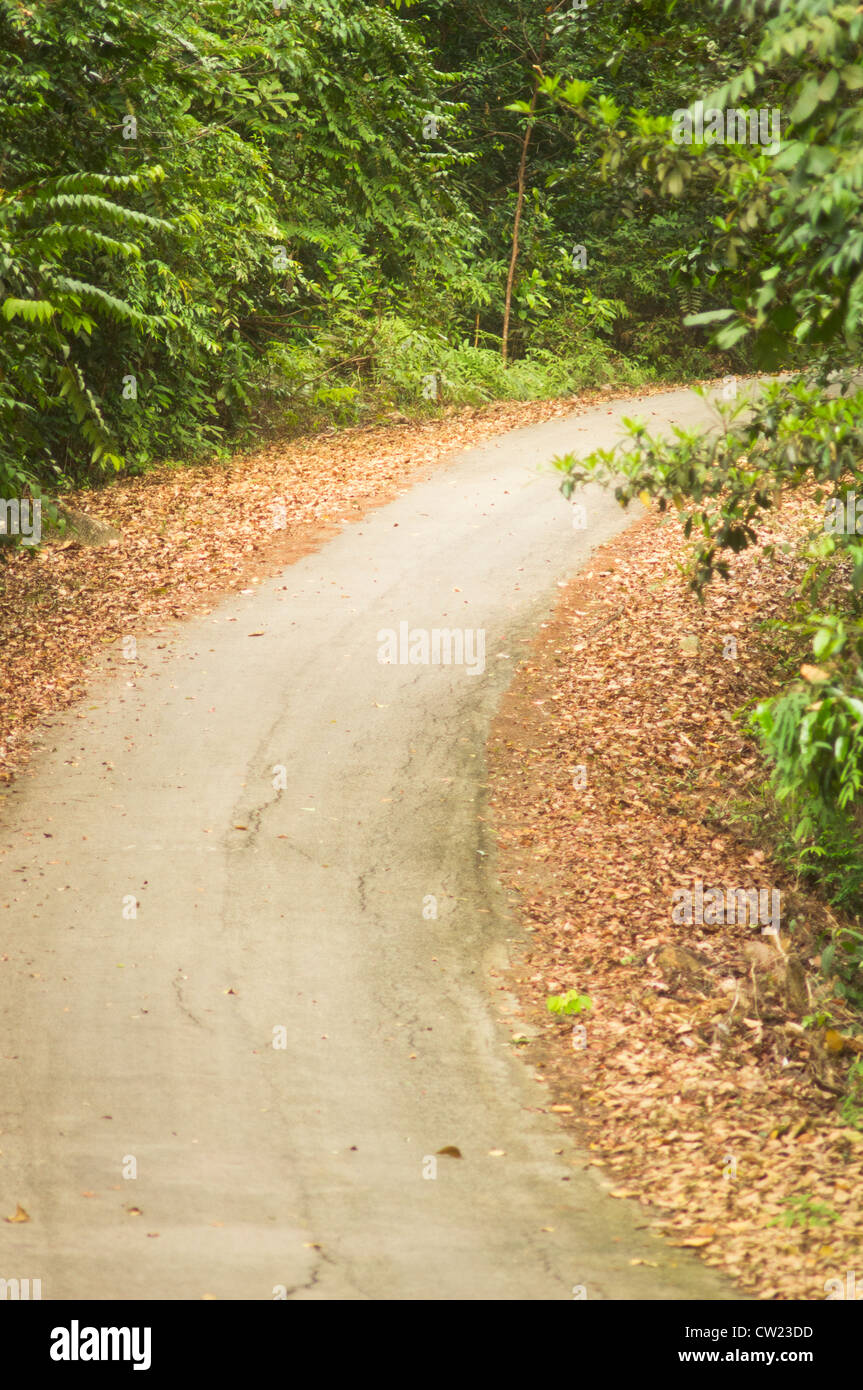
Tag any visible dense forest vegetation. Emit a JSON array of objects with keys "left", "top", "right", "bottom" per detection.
[
  {"left": 0, "top": 0, "right": 756, "bottom": 498},
  {"left": 1, "top": 0, "right": 862, "bottom": 975}
]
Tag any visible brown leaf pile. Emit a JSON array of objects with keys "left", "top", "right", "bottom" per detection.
[
  {"left": 488, "top": 495, "right": 863, "bottom": 1301},
  {"left": 1, "top": 388, "right": 675, "bottom": 785}
]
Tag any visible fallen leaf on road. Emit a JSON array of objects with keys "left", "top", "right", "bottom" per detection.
[{"left": 4, "top": 1204, "right": 29, "bottom": 1223}]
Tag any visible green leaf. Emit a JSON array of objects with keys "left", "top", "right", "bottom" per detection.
[
  {"left": 790, "top": 79, "right": 821, "bottom": 123},
  {"left": 1, "top": 297, "right": 55, "bottom": 324}
]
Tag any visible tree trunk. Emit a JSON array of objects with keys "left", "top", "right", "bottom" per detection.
[{"left": 501, "top": 85, "right": 537, "bottom": 366}]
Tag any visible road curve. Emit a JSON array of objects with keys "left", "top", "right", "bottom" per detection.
[{"left": 1, "top": 386, "right": 739, "bottom": 1300}]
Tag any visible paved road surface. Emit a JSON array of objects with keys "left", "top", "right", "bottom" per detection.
[{"left": 1, "top": 386, "right": 741, "bottom": 1299}]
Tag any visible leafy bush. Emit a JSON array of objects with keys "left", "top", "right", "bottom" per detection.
[{"left": 546, "top": 989, "right": 592, "bottom": 1016}]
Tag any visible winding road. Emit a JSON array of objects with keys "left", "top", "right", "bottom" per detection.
[{"left": 1, "top": 385, "right": 740, "bottom": 1300}]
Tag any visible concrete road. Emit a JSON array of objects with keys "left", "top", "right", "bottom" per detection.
[{"left": 0, "top": 386, "right": 741, "bottom": 1300}]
